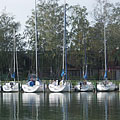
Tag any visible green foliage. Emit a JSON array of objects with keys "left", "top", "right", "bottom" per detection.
[
  {"left": 0, "top": 11, "right": 25, "bottom": 79},
  {"left": 23, "top": 0, "right": 120, "bottom": 80},
  {"left": 0, "top": 0, "right": 120, "bottom": 80}
]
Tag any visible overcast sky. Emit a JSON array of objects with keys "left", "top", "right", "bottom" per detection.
[{"left": 0, "top": 0, "right": 119, "bottom": 32}]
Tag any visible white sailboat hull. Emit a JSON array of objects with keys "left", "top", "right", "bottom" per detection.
[
  {"left": 74, "top": 82, "right": 94, "bottom": 92},
  {"left": 22, "top": 81, "right": 45, "bottom": 93},
  {"left": 97, "top": 82, "right": 116, "bottom": 92},
  {"left": 2, "top": 82, "right": 19, "bottom": 92},
  {"left": 49, "top": 82, "right": 70, "bottom": 92}
]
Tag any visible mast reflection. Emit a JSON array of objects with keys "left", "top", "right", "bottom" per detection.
[
  {"left": 49, "top": 93, "right": 71, "bottom": 120},
  {"left": 2, "top": 93, "right": 19, "bottom": 120},
  {"left": 97, "top": 92, "right": 116, "bottom": 120}
]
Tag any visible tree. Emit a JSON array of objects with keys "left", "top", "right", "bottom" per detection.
[
  {"left": 24, "top": 0, "right": 69, "bottom": 78},
  {"left": 91, "top": 0, "right": 120, "bottom": 79},
  {"left": 68, "top": 5, "right": 90, "bottom": 73},
  {"left": 0, "top": 11, "right": 22, "bottom": 80}
]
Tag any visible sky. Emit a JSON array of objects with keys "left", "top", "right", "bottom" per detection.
[{"left": 0, "top": 0, "right": 119, "bottom": 33}]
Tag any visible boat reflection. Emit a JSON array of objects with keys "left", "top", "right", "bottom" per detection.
[
  {"left": 22, "top": 93, "right": 45, "bottom": 106},
  {"left": 97, "top": 92, "right": 117, "bottom": 120},
  {"left": 97, "top": 92, "right": 116, "bottom": 101},
  {"left": 49, "top": 93, "right": 71, "bottom": 120},
  {"left": 2, "top": 92, "right": 19, "bottom": 120},
  {"left": 21, "top": 93, "right": 46, "bottom": 120},
  {"left": 2, "top": 92, "right": 19, "bottom": 103},
  {"left": 75, "top": 92, "right": 94, "bottom": 120},
  {"left": 75, "top": 92, "right": 94, "bottom": 103},
  {"left": 49, "top": 93, "right": 71, "bottom": 107}
]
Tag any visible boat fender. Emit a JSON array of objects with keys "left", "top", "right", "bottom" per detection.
[
  {"left": 60, "top": 80, "right": 63, "bottom": 86},
  {"left": 36, "top": 81, "right": 40, "bottom": 85},
  {"left": 56, "top": 80, "right": 58, "bottom": 85}
]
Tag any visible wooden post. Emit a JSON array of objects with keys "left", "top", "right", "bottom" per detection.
[
  {"left": 43, "top": 83, "right": 45, "bottom": 92},
  {"left": 95, "top": 82, "right": 97, "bottom": 93},
  {"left": 18, "top": 82, "right": 20, "bottom": 92}
]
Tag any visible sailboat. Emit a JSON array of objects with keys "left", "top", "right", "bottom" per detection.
[
  {"left": 74, "top": 79, "right": 94, "bottom": 92},
  {"left": 97, "top": 76, "right": 116, "bottom": 92},
  {"left": 97, "top": 75, "right": 116, "bottom": 92},
  {"left": 2, "top": 29, "right": 19, "bottom": 92},
  {"left": 97, "top": 2, "right": 116, "bottom": 92},
  {"left": 74, "top": 37, "right": 94, "bottom": 92},
  {"left": 48, "top": 0, "right": 70, "bottom": 92},
  {"left": 22, "top": 0, "right": 45, "bottom": 93}
]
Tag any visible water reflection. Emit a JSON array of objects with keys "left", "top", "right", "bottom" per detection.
[
  {"left": 75, "top": 92, "right": 94, "bottom": 120},
  {"left": 97, "top": 92, "right": 116, "bottom": 101},
  {"left": 97, "top": 92, "right": 118, "bottom": 120},
  {"left": 0, "top": 92, "right": 120, "bottom": 120},
  {"left": 22, "top": 93, "right": 45, "bottom": 105},
  {"left": 49, "top": 93, "right": 70, "bottom": 106},
  {"left": 75, "top": 92, "right": 94, "bottom": 103},
  {"left": 2, "top": 93, "right": 19, "bottom": 120},
  {"left": 49, "top": 93, "right": 71, "bottom": 120},
  {"left": 3, "top": 93, "right": 19, "bottom": 103},
  {"left": 21, "top": 93, "right": 46, "bottom": 120}
]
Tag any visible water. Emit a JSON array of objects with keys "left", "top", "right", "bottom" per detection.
[{"left": 0, "top": 92, "right": 120, "bottom": 120}]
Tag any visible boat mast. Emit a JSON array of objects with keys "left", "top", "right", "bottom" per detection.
[
  {"left": 35, "top": 0, "right": 38, "bottom": 80},
  {"left": 62, "top": 0, "right": 67, "bottom": 80},
  {"left": 104, "top": 0, "right": 107, "bottom": 80},
  {"left": 83, "top": 35, "right": 87, "bottom": 80},
  {"left": 13, "top": 29, "right": 16, "bottom": 82},
  {"left": 16, "top": 44, "right": 19, "bottom": 81},
  {"left": 104, "top": 20, "right": 107, "bottom": 80}
]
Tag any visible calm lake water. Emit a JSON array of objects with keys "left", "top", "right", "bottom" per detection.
[{"left": 0, "top": 92, "right": 120, "bottom": 120}]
